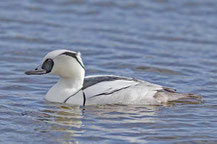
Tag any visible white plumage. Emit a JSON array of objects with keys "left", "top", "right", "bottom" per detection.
[{"left": 25, "top": 50, "right": 201, "bottom": 105}]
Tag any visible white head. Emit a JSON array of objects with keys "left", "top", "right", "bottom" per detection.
[{"left": 25, "top": 49, "right": 85, "bottom": 80}]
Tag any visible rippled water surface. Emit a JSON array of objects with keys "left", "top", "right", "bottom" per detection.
[{"left": 1, "top": 0, "right": 217, "bottom": 143}]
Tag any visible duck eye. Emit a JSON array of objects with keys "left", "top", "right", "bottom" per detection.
[{"left": 41, "top": 58, "right": 54, "bottom": 73}]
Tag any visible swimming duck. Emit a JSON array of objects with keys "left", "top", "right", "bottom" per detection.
[{"left": 25, "top": 50, "right": 200, "bottom": 106}]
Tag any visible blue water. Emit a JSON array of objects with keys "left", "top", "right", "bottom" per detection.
[{"left": 0, "top": 0, "right": 217, "bottom": 143}]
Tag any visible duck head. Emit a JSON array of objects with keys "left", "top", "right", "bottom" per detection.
[{"left": 25, "top": 49, "right": 85, "bottom": 79}]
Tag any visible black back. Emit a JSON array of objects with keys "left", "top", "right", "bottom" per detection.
[{"left": 82, "top": 75, "right": 138, "bottom": 90}]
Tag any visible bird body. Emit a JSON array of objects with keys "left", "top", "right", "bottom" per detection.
[{"left": 25, "top": 50, "right": 201, "bottom": 106}]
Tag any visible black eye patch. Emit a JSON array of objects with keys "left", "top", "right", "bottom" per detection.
[{"left": 41, "top": 58, "right": 54, "bottom": 73}]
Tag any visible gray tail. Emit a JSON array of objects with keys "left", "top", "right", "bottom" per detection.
[{"left": 154, "top": 88, "right": 203, "bottom": 104}]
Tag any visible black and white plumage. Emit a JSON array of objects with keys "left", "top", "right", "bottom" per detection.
[{"left": 25, "top": 50, "right": 201, "bottom": 105}]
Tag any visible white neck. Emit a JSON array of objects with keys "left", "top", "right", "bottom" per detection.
[
  {"left": 45, "top": 71, "right": 85, "bottom": 103},
  {"left": 58, "top": 77, "right": 83, "bottom": 89}
]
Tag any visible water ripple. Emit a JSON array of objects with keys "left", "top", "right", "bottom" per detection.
[{"left": 0, "top": 0, "right": 217, "bottom": 143}]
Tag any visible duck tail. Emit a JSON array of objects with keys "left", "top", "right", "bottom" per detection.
[{"left": 154, "top": 87, "right": 203, "bottom": 104}]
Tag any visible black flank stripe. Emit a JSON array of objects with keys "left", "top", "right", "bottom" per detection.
[
  {"left": 63, "top": 89, "right": 81, "bottom": 103},
  {"left": 90, "top": 85, "right": 131, "bottom": 98},
  {"left": 83, "top": 92, "right": 86, "bottom": 106}
]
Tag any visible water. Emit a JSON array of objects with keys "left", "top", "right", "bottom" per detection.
[{"left": 0, "top": 0, "right": 217, "bottom": 143}]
